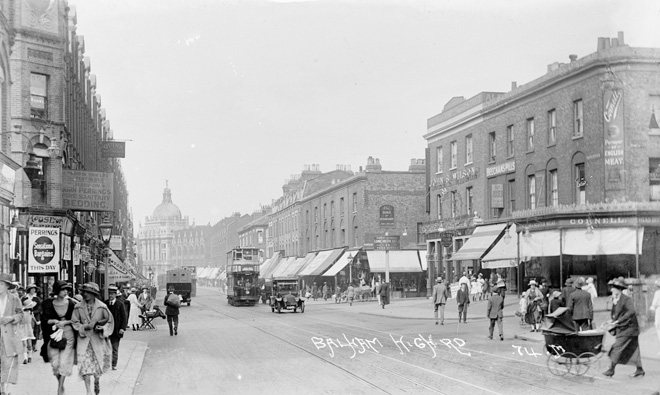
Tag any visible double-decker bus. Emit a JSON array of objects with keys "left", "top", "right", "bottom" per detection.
[{"left": 226, "top": 247, "right": 260, "bottom": 306}]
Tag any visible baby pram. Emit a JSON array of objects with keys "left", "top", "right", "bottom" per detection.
[
  {"left": 139, "top": 305, "right": 167, "bottom": 331},
  {"left": 542, "top": 307, "right": 605, "bottom": 377}
]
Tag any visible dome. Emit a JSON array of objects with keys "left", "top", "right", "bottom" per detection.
[{"left": 152, "top": 181, "right": 182, "bottom": 220}]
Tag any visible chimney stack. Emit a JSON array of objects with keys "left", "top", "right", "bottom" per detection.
[
  {"left": 511, "top": 81, "right": 517, "bottom": 90},
  {"left": 569, "top": 54, "right": 578, "bottom": 62}
]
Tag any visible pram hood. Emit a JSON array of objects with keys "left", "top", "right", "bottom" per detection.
[{"left": 542, "top": 307, "right": 577, "bottom": 335}]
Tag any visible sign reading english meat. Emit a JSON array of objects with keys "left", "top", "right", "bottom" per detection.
[
  {"left": 603, "top": 88, "right": 625, "bottom": 194},
  {"left": 28, "top": 227, "right": 60, "bottom": 273}
]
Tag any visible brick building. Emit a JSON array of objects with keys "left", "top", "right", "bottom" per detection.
[
  {"left": 423, "top": 32, "right": 660, "bottom": 294},
  {"left": 6, "top": 1, "right": 132, "bottom": 296},
  {"left": 238, "top": 207, "right": 270, "bottom": 262}
]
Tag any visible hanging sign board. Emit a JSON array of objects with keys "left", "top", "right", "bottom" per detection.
[
  {"left": 100, "top": 141, "right": 126, "bottom": 158},
  {"left": 28, "top": 227, "right": 60, "bottom": 273}
]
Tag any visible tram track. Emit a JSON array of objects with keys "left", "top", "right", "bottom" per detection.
[{"left": 195, "top": 293, "right": 631, "bottom": 395}]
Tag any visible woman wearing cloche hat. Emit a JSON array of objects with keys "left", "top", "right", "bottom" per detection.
[
  {"left": 602, "top": 278, "right": 645, "bottom": 378},
  {"left": 72, "top": 282, "right": 114, "bottom": 395},
  {"left": 0, "top": 273, "right": 24, "bottom": 395},
  {"left": 524, "top": 280, "right": 544, "bottom": 332}
]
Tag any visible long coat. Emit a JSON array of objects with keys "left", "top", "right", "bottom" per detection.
[
  {"left": 0, "top": 292, "right": 24, "bottom": 357},
  {"left": 432, "top": 282, "right": 451, "bottom": 304},
  {"left": 567, "top": 289, "right": 593, "bottom": 321},
  {"left": 71, "top": 299, "right": 114, "bottom": 374},
  {"left": 610, "top": 293, "right": 639, "bottom": 337}
]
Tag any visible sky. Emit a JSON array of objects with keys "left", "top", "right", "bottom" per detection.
[{"left": 70, "top": 0, "right": 660, "bottom": 230}]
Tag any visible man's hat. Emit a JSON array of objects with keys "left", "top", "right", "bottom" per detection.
[
  {"left": 552, "top": 291, "right": 561, "bottom": 298},
  {"left": 108, "top": 285, "right": 119, "bottom": 294},
  {"left": 435, "top": 277, "right": 443, "bottom": 283},
  {"left": 81, "top": 282, "right": 101, "bottom": 297},
  {"left": 565, "top": 278, "right": 574, "bottom": 285},
  {"left": 528, "top": 280, "right": 538, "bottom": 286},
  {"left": 496, "top": 280, "right": 506, "bottom": 289}
]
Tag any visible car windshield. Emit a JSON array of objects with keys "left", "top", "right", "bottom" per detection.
[{"left": 275, "top": 282, "right": 297, "bottom": 293}]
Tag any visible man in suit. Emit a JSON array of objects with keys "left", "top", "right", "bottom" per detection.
[
  {"left": 432, "top": 277, "right": 451, "bottom": 325},
  {"left": 104, "top": 285, "right": 127, "bottom": 370},
  {"left": 567, "top": 278, "right": 593, "bottom": 331},
  {"left": 560, "top": 278, "right": 577, "bottom": 307},
  {"left": 164, "top": 286, "right": 181, "bottom": 336},
  {"left": 487, "top": 282, "right": 505, "bottom": 340}
]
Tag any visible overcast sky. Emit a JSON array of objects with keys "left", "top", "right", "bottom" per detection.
[{"left": 71, "top": 0, "right": 660, "bottom": 229}]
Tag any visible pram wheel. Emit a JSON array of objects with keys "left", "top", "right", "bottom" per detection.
[{"left": 546, "top": 353, "right": 572, "bottom": 376}]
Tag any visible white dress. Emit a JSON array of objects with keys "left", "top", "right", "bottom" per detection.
[{"left": 127, "top": 294, "right": 142, "bottom": 326}]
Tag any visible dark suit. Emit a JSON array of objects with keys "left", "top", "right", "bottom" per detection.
[
  {"left": 432, "top": 282, "right": 451, "bottom": 324},
  {"left": 560, "top": 285, "right": 576, "bottom": 307},
  {"left": 104, "top": 298, "right": 127, "bottom": 368},
  {"left": 608, "top": 294, "right": 642, "bottom": 368},
  {"left": 567, "top": 288, "right": 593, "bottom": 330},
  {"left": 164, "top": 292, "right": 181, "bottom": 335},
  {"left": 487, "top": 293, "right": 504, "bottom": 338},
  {"left": 116, "top": 293, "right": 130, "bottom": 329}
]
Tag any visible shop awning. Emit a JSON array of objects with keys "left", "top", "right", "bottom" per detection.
[
  {"left": 292, "top": 253, "right": 317, "bottom": 276},
  {"left": 449, "top": 223, "right": 506, "bottom": 261},
  {"left": 298, "top": 248, "right": 345, "bottom": 276},
  {"left": 258, "top": 253, "right": 280, "bottom": 279},
  {"left": 218, "top": 270, "right": 226, "bottom": 281},
  {"left": 274, "top": 257, "right": 307, "bottom": 277},
  {"left": 261, "top": 253, "right": 284, "bottom": 279},
  {"left": 208, "top": 267, "right": 219, "bottom": 279},
  {"left": 270, "top": 257, "right": 298, "bottom": 278},
  {"left": 106, "top": 249, "right": 132, "bottom": 283},
  {"left": 365, "top": 250, "right": 423, "bottom": 272},
  {"left": 482, "top": 225, "right": 561, "bottom": 261},
  {"left": 563, "top": 227, "right": 643, "bottom": 255},
  {"left": 322, "top": 250, "right": 354, "bottom": 277}
]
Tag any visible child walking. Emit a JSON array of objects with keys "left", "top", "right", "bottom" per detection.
[{"left": 20, "top": 299, "right": 37, "bottom": 363}]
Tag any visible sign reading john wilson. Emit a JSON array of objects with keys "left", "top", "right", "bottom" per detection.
[{"left": 62, "top": 170, "right": 114, "bottom": 212}]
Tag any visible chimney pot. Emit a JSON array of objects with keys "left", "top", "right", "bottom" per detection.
[
  {"left": 569, "top": 54, "right": 578, "bottom": 62},
  {"left": 511, "top": 81, "right": 517, "bottom": 90}
]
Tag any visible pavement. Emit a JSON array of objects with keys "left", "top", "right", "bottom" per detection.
[
  {"left": 305, "top": 292, "right": 660, "bottom": 361},
  {"left": 8, "top": 290, "right": 658, "bottom": 394}
]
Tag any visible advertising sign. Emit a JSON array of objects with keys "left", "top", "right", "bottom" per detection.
[
  {"left": 109, "top": 235, "right": 122, "bottom": 251},
  {"left": 379, "top": 205, "right": 395, "bottom": 226},
  {"left": 28, "top": 227, "right": 60, "bottom": 273},
  {"left": 0, "top": 163, "right": 16, "bottom": 194},
  {"left": 62, "top": 235, "right": 71, "bottom": 260},
  {"left": 100, "top": 141, "right": 126, "bottom": 158},
  {"left": 491, "top": 184, "right": 504, "bottom": 208},
  {"left": 603, "top": 88, "right": 625, "bottom": 192},
  {"left": 62, "top": 170, "right": 114, "bottom": 211},
  {"left": 373, "top": 235, "right": 400, "bottom": 250}
]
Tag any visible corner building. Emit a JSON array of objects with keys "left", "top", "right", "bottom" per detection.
[{"left": 423, "top": 32, "right": 660, "bottom": 294}]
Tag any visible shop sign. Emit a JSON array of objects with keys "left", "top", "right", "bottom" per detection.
[
  {"left": 379, "top": 205, "right": 394, "bottom": 226},
  {"left": 73, "top": 243, "right": 80, "bottom": 266},
  {"left": 62, "top": 170, "right": 114, "bottom": 212},
  {"left": 28, "top": 227, "right": 60, "bottom": 273},
  {"left": 100, "top": 141, "right": 126, "bottom": 158},
  {"left": 486, "top": 160, "right": 515, "bottom": 178},
  {"left": 439, "top": 231, "right": 454, "bottom": 248},
  {"left": 430, "top": 167, "right": 478, "bottom": 190}
]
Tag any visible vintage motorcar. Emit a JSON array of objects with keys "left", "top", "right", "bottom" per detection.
[{"left": 269, "top": 277, "right": 305, "bottom": 313}]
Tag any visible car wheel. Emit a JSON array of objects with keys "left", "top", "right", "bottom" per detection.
[{"left": 300, "top": 303, "right": 305, "bottom": 313}]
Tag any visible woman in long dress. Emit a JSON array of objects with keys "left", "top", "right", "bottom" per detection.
[
  {"left": 603, "top": 278, "right": 645, "bottom": 378},
  {"left": 525, "top": 280, "right": 544, "bottom": 332},
  {"left": 0, "top": 274, "right": 24, "bottom": 395},
  {"left": 72, "top": 282, "right": 114, "bottom": 395},
  {"left": 41, "top": 281, "right": 77, "bottom": 395},
  {"left": 127, "top": 289, "right": 142, "bottom": 331}
]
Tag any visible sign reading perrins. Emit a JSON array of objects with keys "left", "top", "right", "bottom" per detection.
[
  {"left": 28, "top": 227, "right": 60, "bottom": 273},
  {"left": 62, "top": 170, "right": 114, "bottom": 211}
]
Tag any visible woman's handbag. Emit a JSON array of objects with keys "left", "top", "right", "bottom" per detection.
[{"left": 49, "top": 328, "right": 66, "bottom": 350}]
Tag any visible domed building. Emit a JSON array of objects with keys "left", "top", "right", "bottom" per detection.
[{"left": 137, "top": 181, "right": 189, "bottom": 287}]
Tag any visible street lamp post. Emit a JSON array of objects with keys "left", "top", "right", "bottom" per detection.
[
  {"left": 99, "top": 215, "right": 113, "bottom": 300},
  {"left": 148, "top": 266, "right": 154, "bottom": 288},
  {"left": 346, "top": 253, "right": 353, "bottom": 284}
]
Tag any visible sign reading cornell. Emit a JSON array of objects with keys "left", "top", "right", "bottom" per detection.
[{"left": 62, "top": 170, "right": 114, "bottom": 212}]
